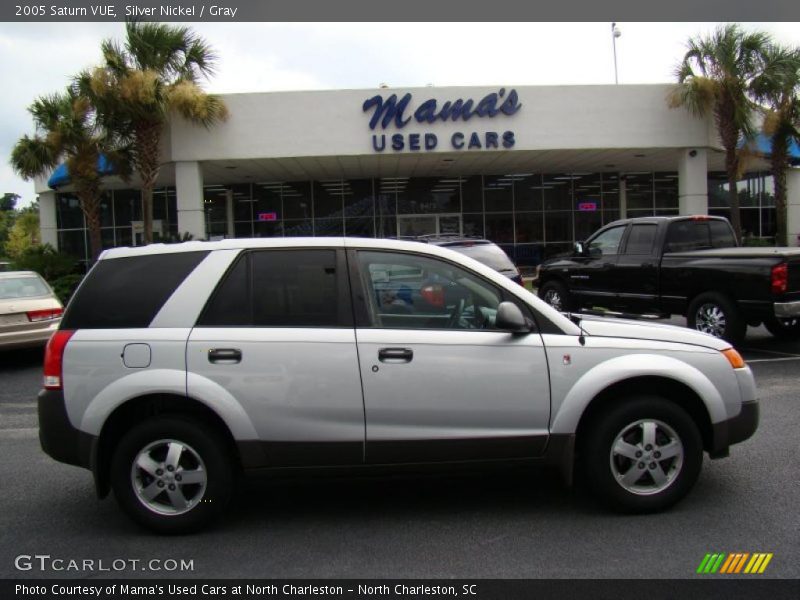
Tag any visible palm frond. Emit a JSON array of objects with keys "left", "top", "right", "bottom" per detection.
[{"left": 10, "top": 135, "right": 58, "bottom": 179}]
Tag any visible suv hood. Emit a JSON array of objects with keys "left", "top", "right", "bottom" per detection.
[{"left": 574, "top": 314, "right": 731, "bottom": 351}]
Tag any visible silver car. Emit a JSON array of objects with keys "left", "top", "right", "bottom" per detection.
[
  {"left": 38, "top": 238, "right": 758, "bottom": 533},
  {"left": 0, "top": 271, "right": 63, "bottom": 350}
]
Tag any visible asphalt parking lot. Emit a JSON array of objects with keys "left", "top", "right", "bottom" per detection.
[{"left": 0, "top": 320, "right": 798, "bottom": 580}]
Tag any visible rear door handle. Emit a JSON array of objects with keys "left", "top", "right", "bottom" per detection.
[
  {"left": 378, "top": 348, "right": 413, "bottom": 363},
  {"left": 208, "top": 348, "right": 242, "bottom": 364}
]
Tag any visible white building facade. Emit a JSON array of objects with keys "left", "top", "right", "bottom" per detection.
[{"left": 35, "top": 84, "right": 798, "bottom": 267}]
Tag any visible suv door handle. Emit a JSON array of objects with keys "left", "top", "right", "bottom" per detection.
[
  {"left": 378, "top": 348, "right": 413, "bottom": 363},
  {"left": 208, "top": 348, "right": 242, "bottom": 364}
]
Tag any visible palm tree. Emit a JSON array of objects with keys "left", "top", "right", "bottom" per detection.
[
  {"left": 668, "top": 24, "right": 771, "bottom": 242},
  {"left": 751, "top": 44, "right": 800, "bottom": 246},
  {"left": 10, "top": 88, "right": 130, "bottom": 262},
  {"left": 79, "top": 21, "right": 228, "bottom": 245}
]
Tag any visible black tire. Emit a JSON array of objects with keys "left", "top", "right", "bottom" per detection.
[
  {"left": 763, "top": 316, "right": 800, "bottom": 340},
  {"left": 686, "top": 292, "right": 746, "bottom": 345},
  {"left": 539, "top": 280, "right": 575, "bottom": 312},
  {"left": 581, "top": 396, "right": 703, "bottom": 513},
  {"left": 111, "top": 416, "right": 234, "bottom": 534}
]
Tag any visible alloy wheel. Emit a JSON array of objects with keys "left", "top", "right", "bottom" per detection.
[
  {"left": 609, "top": 419, "right": 684, "bottom": 496},
  {"left": 130, "top": 439, "right": 208, "bottom": 516}
]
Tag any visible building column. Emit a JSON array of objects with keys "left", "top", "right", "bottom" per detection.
[
  {"left": 225, "top": 189, "right": 235, "bottom": 238},
  {"left": 678, "top": 148, "right": 708, "bottom": 215},
  {"left": 175, "top": 161, "right": 206, "bottom": 241},
  {"left": 37, "top": 191, "right": 58, "bottom": 248},
  {"left": 785, "top": 168, "right": 800, "bottom": 247}
]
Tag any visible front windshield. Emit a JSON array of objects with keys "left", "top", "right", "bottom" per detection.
[{"left": 0, "top": 276, "right": 51, "bottom": 300}]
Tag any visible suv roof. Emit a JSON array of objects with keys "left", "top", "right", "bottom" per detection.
[{"left": 604, "top": 215, "right": 731, "bottom": 227}]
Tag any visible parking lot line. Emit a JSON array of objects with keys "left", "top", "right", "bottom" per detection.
[
  {"left": 741, "top": 347, "right": 800, "bottom": 358},
  {"left": 746, "top": 357, "right": 800, "bottom": 363}
]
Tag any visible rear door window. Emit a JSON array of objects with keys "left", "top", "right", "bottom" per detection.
[
  {"left": 709, "top": 220, "right": 737, "bottom": 248},
  {"left": 198, "top": 249, "right": 351, "bottom": 328},
  {"left": 624, "top": 224, "right": 658, "bottom": 255}
]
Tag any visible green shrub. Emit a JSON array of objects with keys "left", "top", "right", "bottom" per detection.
[
  {"left": 11, "top": 244, "right": 79, "bottom": 280},
  {"left": 742, "top": 236, "right": 775, "bottom": 247},
  {"left": 50, "top": 273, "right": 84, "bottom": 304}
]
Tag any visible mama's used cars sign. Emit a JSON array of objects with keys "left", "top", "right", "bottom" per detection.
[{"left": 362, "top": 88, "right": 520, "bottom": 153}]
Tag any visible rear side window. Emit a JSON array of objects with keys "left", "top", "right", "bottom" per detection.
[
  {"left": 709, "top": 220, "right": 737, "bottom": 248},
  {"left": 665, "top": 221, "right": 711, "bottom": 252},
  {"left": 447, "top": 244, "right": 516, "bottom": 271},
  {"left": 198, "top": 249, "right": 349, "bottom": 328},
  {"left": 624, "top": 224, "right": 657, "bottom": 255},
  {"left": 61, "top": 252, "right": 209, "bottom": 329}
]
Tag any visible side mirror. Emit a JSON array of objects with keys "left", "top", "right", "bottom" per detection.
[
  {"left": 495, "top": 301, "right": 530, "bottom": 333},
  {"left": 574, "top": 242, "right": 585, "bottom": 256}
]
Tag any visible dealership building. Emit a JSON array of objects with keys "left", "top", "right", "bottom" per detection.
[{"left": 35, "top": 84, "right": 800, "bottom": 267}]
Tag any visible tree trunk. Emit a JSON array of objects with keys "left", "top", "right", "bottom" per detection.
[
  {"left": 771, "top": 137, "right": 788, "bottom": 247},
  {"left": 76, "top": 179, "right": 103, "bottom": 263},
  {"left": 134, "top": 122, "right": 163, "bottom": 245},
  {"left": 725, "top": 147, "right": 743, "bottom": 243}
]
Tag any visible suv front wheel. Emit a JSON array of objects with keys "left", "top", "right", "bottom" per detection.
[
  {"left": 581, "top": 396, "right": 703, "bottom": 513},
  {"left": 110, "top": 416, "right": 234, "bottom": 534}
]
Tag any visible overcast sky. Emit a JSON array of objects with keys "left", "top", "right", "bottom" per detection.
[{"left": 1, "top": 21, "right": 799, "bottom": 207}]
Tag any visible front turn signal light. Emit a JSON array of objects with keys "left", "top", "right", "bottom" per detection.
[{"left": 721, "top": 348, "right": 745, "bottom": 369}]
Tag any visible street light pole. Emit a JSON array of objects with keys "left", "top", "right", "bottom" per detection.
[{"left": 612, "top": 22, "right": 621, "bottom": 84}]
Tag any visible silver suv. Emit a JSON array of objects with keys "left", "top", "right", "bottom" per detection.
[{"left": 38, "top": 238, "right": 759, "bottom": 533}]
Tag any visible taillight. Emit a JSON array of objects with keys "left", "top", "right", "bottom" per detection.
[
  {"left": 43, "top": 330, "right": 74, "bottom": 390},
  {"left": 27, "top": 308, "right": 63, "bottom": 322},
  {"left": 771, "top": 263, "right": 788, "bottom": 295}
]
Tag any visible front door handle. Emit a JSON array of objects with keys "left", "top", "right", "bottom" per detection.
[
  {"left": 378, "top": 347, "right": 413, "bottom": 363},
  {"left": 208, "top": 348, "right": 242, "bottom": 364}
]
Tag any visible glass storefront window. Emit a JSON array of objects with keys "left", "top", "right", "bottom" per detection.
[
  {"left": 484, "top": 213, "right": 514, "bottom": 243},
  {"left": 515, "top": 175, "right": 544, "bottom": 212},
  {"left": 545, "top": 211, "right": 573, "bottom": 242},
  {"left": 462, "top": 214, "right": 484, "bottom": 238},
  {"left": 515, "top": 212, "right": 544, "bottom": 244},
  {"left": 345, "top": 179, "right": 374, "bottom": 218},
  {"left": 543, "top": 175, "right": 573, "bottom": 211},
  {"left": 654, "top": 173, "right": 679, "bottom": 209},
  {"left": 397, "top": 177, "right": 459, "bottom": 215},
  {"left": 483, "top": 175, "right": 514, "bottom": 213},
  {"left": 625, "top": 173, "right": 653, "bottom": 211},
  {"left": 461, "top": 176, "right": 483, "bottom": 213},
  {"left": 282, "top": 181, "right": 312, "bottom": 219},
  {"left": 314, "top": 181, "right": 345, "bottom": 220},
  {"left": 113, "top": 189, "right": 141, "bottom": 224},
  {"left": 56, "top": 194, "right": 84, "bottom": 229}
]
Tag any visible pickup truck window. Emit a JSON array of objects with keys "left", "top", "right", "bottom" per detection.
[
  {"left": 587, "top": 225, "right": 626, "bottom": 256},
  {"left": 624, "top": 224, "right": 657, "bottom": 255},
  {"left": 665, "top": 221, "right": 711, "bottom": 252},
  {"left": 665, "top": 220, "right": 737, "bottom": 252},
  {"left": 709, "top": 220, "right": 737, "bottom": 248}
]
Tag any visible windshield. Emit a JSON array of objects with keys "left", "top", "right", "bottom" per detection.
[
  {"left": 0, "top": 275, "right": 51, "bottom": 300},
  {"left": 447, "top": 244, "right": 517, "bottom": 272}
]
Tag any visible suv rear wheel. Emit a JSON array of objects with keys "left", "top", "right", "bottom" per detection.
[
  {"left": 763, "top": 315, "right": 800, "bottom": 340},
  {"left": 111, "top": 416, "right": 234, "bottom": 534},
  {"left": 581, "top": 396, "right": 703, "bottom": 513}
]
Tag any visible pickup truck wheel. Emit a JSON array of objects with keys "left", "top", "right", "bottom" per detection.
[
  {"left": 582, "top": 396, "right": 703, "bottom": 513},
  {"left": 539, "top": 281, "right": 574, "bottom": 312},
  {"left": 687, "top": 292, "right": 745, "bottom": 345},
  {"left": 764, "top": 316, "right": 800, "bottom": 340},
  {"left": 111, "top": 416, "right": 234, "bottom": 534}
]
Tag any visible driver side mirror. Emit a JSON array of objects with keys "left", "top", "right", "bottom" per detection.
[
  {"left": 574, "top": 241, "right": 586, "bottom": 256},
  {"left": 495, "top": 302, "right": 530, "bottom": 333}
]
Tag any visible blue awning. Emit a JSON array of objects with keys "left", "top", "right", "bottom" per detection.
[
  {"left": 47, "top": 155, "right": 116, "bottom": 188},
  {"left": 744, "top": 134, "right": 800, "bottom": 165}
]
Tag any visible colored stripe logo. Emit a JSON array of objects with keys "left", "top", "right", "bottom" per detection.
[{"left": 697, "top": 553, "right": 773, "bottom": 574}]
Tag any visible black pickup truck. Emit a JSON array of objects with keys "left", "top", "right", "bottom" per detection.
[{"left": 536, "top": 215, "right": 800, "bottom": 344}]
